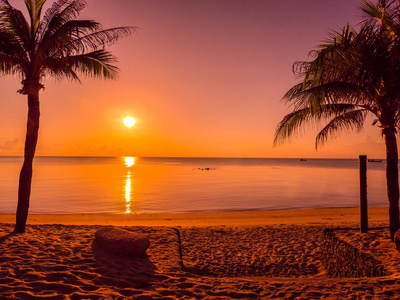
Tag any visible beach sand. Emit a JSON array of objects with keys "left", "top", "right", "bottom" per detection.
[{"left": 0, "top": 207, "right": 399, "bottom": 299}]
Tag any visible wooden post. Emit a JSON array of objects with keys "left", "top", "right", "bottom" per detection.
[{"left": 359, "top": 155, "right": 368, "bottom": 233}]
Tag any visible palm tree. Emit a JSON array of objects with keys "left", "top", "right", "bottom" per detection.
[
  {"left": 0, "top": 0, "right": 134, "bottom": 233},
  {"left": 274, "top": 0, "right": 400, "bottom": 240}
]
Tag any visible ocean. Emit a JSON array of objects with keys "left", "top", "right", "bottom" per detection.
[{"left": 0, "top": 156, "right": 388, "bottom": 214}]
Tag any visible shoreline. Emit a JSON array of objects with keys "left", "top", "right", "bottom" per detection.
[{"left": 0, "top": 207, "right": 389, "bottom": 227}]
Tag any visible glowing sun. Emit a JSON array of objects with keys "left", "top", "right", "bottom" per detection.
[{"left": 123, "top": 116, "right": 136, "bottom": 128}]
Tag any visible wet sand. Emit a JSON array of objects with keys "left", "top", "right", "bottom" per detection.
[
  {"left": 0, "top": 207, "right": 390, "bottom": 227},
  {"left": 0, "top": 208, "right": 399, "bottom": 299}
]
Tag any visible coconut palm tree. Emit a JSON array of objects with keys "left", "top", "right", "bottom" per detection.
[
  {"left": 274, "top": 0, "right": 400, "bottom": 240},
  {"left": 0, "top": 0, "right": 134, "bottom": 233}
]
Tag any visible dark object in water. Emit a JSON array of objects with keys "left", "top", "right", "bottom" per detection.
[
  {"left": 300, "top": 159, "right": 307, "bottom": 161},
  {"left": 368, "top": 159, "right": 382, "bottom": 162}
]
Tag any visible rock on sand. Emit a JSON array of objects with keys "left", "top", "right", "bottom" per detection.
[{"left": 94, "top": 227, "right": 150, "bottom": 257}]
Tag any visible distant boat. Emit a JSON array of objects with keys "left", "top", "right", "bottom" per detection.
[
  {"left": 368, "top": 159, "right": 383, "bottom": 162},
  {"left": 300, "top": 159, "right": 307, "bottom": 161}
]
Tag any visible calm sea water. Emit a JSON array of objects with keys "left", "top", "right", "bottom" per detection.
[{"left": 0, "top": 156, "right": 388, "bottom": 214}]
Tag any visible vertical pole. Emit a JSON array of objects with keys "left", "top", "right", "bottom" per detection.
[{"left": 359, "top": 155, "right": 368, "bottom": 233}]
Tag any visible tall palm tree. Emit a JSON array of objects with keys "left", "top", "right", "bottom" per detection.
[
  {"left": 274, "top": 0, "right": 400, "bottom": 240},
  {"left": 0, "top": 0, "right": 134, "bottom": 233}
]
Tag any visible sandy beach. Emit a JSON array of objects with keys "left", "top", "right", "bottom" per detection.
[{"left": 1, "top": 208, "right": 400, "bottom": 299}]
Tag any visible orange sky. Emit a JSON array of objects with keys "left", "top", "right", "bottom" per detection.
[{"left": 0, "top": 0, "right": 387, "bottom": 158}]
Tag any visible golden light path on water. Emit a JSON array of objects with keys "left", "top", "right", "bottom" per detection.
[{"left": 124, "top": 157, "right": 135, "bottom": 213}]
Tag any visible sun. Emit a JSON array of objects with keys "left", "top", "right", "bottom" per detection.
[{"left": 123, "top": 116, "right": 136, "bottom": 128}]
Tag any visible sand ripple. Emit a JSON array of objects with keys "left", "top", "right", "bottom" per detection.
[
  {"left": 181, "top": 225, "right": 324, "bottom": 277},
  {"left": 1, "top": 223, "right": 400, "bottom": 299}
]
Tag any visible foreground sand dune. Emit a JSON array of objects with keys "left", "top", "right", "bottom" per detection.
[{"left": 0, "top": 208, "right": 399, "bottom": 299}]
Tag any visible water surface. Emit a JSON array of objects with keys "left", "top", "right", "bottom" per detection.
[{"left": 0, "top": 157, "right": 388, "bottom": 214}]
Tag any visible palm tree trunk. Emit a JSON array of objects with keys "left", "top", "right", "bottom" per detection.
[
  {"left": 14, "top": 92, "right": 40, "bottom": 233},
  {"left": 384, "top": 127, "right": 400, "bottom": 241}
]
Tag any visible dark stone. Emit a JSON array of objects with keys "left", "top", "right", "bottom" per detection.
[
  {"left": 394, "top": 229, "right": 400, "bottom": 251},
  {"left": 321, "top": 228, "right": 389, "bottom": 277},
  {"left": 94, "top": 227, "right": 150, "bottom": 258}
]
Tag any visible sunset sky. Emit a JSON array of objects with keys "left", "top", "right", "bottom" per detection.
[{"left": 0, "top": 0, "right": 387, "bottom": 158}]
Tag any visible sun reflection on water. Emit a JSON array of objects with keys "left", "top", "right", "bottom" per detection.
[
  {"left": 125, "top": 157, "right": 135, "bottom": 167},
  {"left": 124, "top": 157, "right": 135, "bottom": 213},
  {"left": 125, "top": 173, "right": 132, "bottom": 213}
]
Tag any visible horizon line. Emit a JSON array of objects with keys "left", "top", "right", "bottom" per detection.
[{"left": 0, "top": 155, "right": 386, "bottom": 160}]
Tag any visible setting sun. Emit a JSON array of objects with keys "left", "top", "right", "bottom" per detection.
[{"left": 123, "top": 116, "right": 136, "bottom": 128}]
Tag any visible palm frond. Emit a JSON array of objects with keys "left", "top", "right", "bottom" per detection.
[
  {"left": 70, "top": 50, "right": 119, "bottom": 79},
  {"left": 315, "top": 109, "right": 368, "bottom": 148},
  {"left": 46, "top": 49, "right": 119, "bottom": 81},
  {"left": 0, "top": 53, "right": 23, "bottom": 74},
  {"left": 318, "top": 24, "right": 357, "bottom": 49},
  {"left": 0, "top": 0, "right": 132, "bottom": 86},
  {"left": 284, "top": 80, "right": 370, "bottom": 112},
  {"left": 359, "top": 1, "right": 384, "bottom": 24},
  {"left": 37, "top": 0, "right": 86, "bottom": 42},
  {"left": 0, "top": 30, "right": 28, "bottom": 58},
  {"left": 38, "top": 19, "right": 101, "bottom": 55},
  {"left": 274, "top": 104, "right": 363, "bottom": 146},
  {"left": 359, "top": 0, "right": 400, "bottom": 37},
  {"left": 276, "top": 1, "right": 400, "bottom": 150},
  {"left": 274, "top": 108, "right": 314, "bottom": 146},
  {"left": 60, "top": 26, "right": 136, "bottom": 55},
  {"left": 289, "top": 24, "right": 390, "bottom": 108},
  {"left": 24, "top": 0, "right": 46, "bottom": 35},
  {"left": 0, "top": 1, "right": 31, "bottom": 49}
]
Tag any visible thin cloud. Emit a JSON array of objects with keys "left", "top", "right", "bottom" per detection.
[{"left": 0, "top": 138, "right": 19, "bottom": 150}]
